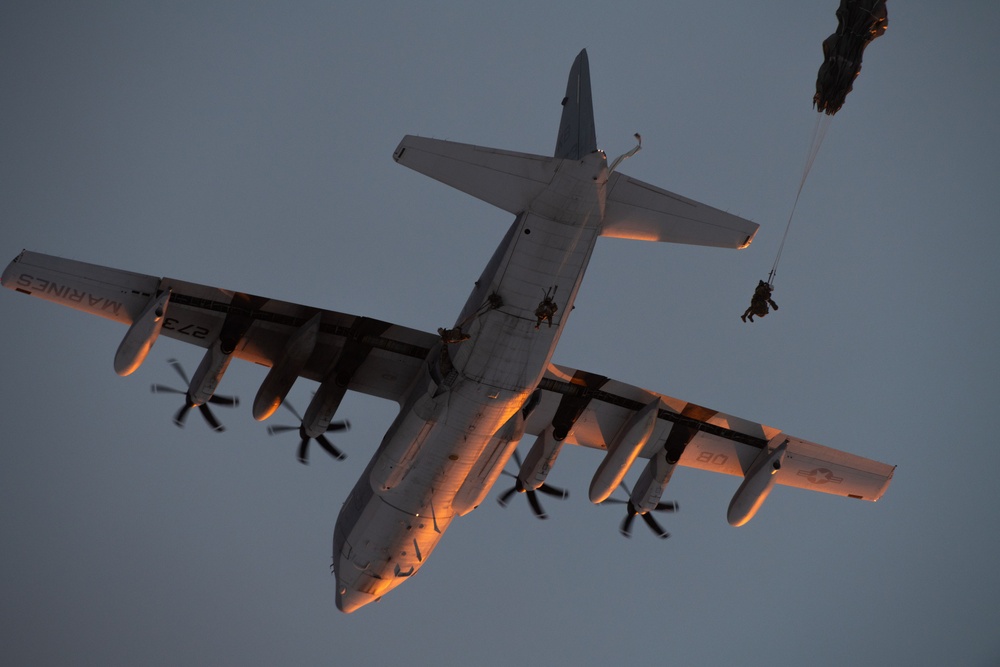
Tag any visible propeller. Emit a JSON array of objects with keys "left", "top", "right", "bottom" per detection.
[
  {"left": 496, "top": 450, "right": 569, "bottom": 520},
  {"left": 150, "top": 358, "right": 239, "bottom": 432},
  {"left": 603, "top": 482, "right": 678, "bottom": 539},
  {"left": 266, "top": 400, "right": 349, "bottom": 464}
]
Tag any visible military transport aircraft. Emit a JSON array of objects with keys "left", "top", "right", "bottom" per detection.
[{"left": 1, "top": 50, "right": 894, "bottom": 613}]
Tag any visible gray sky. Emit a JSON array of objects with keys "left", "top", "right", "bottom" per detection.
[{"left": 2, "top": 2, "right": 998, "bottom": 665}]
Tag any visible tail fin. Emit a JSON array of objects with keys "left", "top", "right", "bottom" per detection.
[{"left": 554, "top": 49, "right": 597, "bottom": 159}]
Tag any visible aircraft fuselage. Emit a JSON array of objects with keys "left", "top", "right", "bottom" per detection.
[{"left": 333, "top": 152, "right": 609, "bottom": 612}]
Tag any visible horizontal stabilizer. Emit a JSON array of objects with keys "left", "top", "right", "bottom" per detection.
[
  {"left": 602, "top": 172, "right": 759, "bottom": 249},
  {"left": 393, "top": 136, "right": 559, "bottom": 215}
]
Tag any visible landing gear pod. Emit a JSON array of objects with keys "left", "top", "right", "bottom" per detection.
[
  {"left": 589, "top": 399, "right": 661, "bottom": 504},
  {"left": 727, "top": 439, "right": 788, "bottom": 527},
  {"left": 452, "top": 410, "right": 525, "bottom": 516},
  {"left": 114, "top": 290, "right": 171, "bottom": 376}
]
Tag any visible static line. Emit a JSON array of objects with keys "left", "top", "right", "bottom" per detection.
[{"left": 769, "top": 114, "right": 832, "bottom": 286}]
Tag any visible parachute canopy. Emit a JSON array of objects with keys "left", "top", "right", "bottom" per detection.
[{"left": 814, "top": 0, "right": 888, "bottom": 115}]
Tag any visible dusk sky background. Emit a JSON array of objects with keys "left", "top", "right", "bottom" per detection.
[{"left": 2, "top": 3, "right": 998, "bottom": 665}]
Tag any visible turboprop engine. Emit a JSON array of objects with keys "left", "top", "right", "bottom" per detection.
[
  {"left": 150, "top": 354, "right": 239, "bottom": 431},
  {"left": 300, "top": 374, "right": 349, "bottom": 439},
  {"left": 514, "top": 425, "right": 565, "bottom": 492},
  {"left": 630, "top": 446, "right": 678, "bottom": 513},
  {"left": 496, "top": 425, "right": 569, "bottom": 519},
  {"left": 626, "top": 419, "right": 699, "bottom": 513},
  {"left": 727, "top": 439, "right": 788, "bottom": 527},
  {"left": 186, "top": 340, "right": 236, "bottom": 407},
  {"left": 149, "top": 293, "right": 256, "bottom": 431}
]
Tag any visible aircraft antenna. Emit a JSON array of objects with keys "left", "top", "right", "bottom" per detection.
[{"left": 608, "top": 133, "right": 642, "bottom": 174}]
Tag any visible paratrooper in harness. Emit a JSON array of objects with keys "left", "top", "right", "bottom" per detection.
[{"left": 742, "top": 280, "right": 778, "bottom": 323}]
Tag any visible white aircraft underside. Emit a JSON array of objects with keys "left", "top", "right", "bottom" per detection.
[{"left": 1, "top": 50, "right": 894, "bottom": 614}]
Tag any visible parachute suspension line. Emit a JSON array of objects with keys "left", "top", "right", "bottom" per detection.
[{"left": 768, "top": 115, "right": 833, "bottom": 287}]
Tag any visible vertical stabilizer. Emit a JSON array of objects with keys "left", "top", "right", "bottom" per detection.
[{"left": 554, "top": 49, "right": 597, "bottom": 160}]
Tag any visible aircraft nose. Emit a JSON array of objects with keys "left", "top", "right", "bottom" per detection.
[
  {"left": 335, "top": 584, "right": 372, "bottom": 614},
  {"left": 334, "top": 560, "right": 377, "bottom": 614}
]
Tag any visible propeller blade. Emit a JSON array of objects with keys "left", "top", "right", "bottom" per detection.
[
  {"left": 641, "top": 511, "right": 670, "bottom": 539},
  {"left": 151, "top": 385, "right": 186, "bottom": 397},
  {"left": 198, "top": 403, "right": 224, "bottom": 432},
  {"left": 267, "top": 424, "right": 300, "bottom": 436},
  {"left": 208, "top": 394, "right": 239, "bottom": 407},
  {"left": 526, "top": 491, "right": 548, "bottom": 520},
  {"left": 511, "top": 449, "right": 524, "bottom": 469},
  {"left": 605, "top": 481, "right": 677, "bottom": 539},
  {"left": 325, "top": 420, "right": 350, "bottom": 433},
  {"left": 173, "top": 403, "right": 191, "bottom": 428},
  {"left": 497, "top": 486, "right": 518, "bottom": 508},
  {"left": 619, "top": 512, "right": 636, "bottom": 538},
  {"left": 536, "top": 483, "right": 569, "bottom": 499},
  {"left": 280, "top": 401, "right": 305, "bottom": 422},
  {"left": 270, "top": 402, "right": 349, "bottom": 463},
  {"left": 155, "top": 360, "right": 234, "bottom": 432},
  {"left": 315, "top": 434, "right": 346, "bottom": 461},
  {"left": 495, "top": 449, "right": 565, "bottom": 518},
  {"left": 167, "top": 358, "right": 191, "bottom": 385}
]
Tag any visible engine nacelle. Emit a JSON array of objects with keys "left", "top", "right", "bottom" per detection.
[
  {"left": 517, "top": 426, "right": 565, "bottom": 491},
  {"left": 188, "top": 340, "right": 235, "bottom": 406},
  {"left": 589, "top": 398, "right": 661, "bottom": 503},
  {"left": 371, "top": 377, "right": 449, "bottom": 493},
  {"left": 629, "top": 448, "right": 677, "bottom": 513},
  {"left": 301, "top": 380, "right": 348, "bottom": 439},
  {"left": 452, "top": 409, "right": 525, "bottom": 516},
  {"left": 252, "top": 313, "right": 322, "bottom": 421},
  {"left": 113, "top": 290, "right": 171, "bottom": 376},
  {"left": 727, "top": 439, "right": 789, "bottom": 527}
]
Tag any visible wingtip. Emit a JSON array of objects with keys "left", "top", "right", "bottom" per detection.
[{"left": 738, "top": 226, "right": 759, "bottom": 250}]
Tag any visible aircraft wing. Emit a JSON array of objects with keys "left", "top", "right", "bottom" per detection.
[
  {"left": 3, "top": 251, "right": 894, "bottom": 504},
  {"left": 523, "top": 362, "right": 894, "bottom": 503},
  {"left": 1, "top": 250, "right": 438, "bottom": 403}
]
